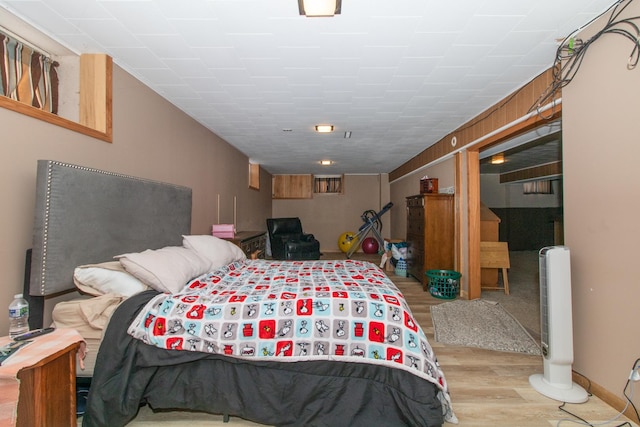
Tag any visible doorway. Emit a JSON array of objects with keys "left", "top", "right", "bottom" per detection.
[{"left": 477, "top": 122, "right": 563, "bottom": 338}]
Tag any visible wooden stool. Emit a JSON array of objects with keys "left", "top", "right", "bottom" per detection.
[{"left": 480, "top": 241, "right": 510, "bottom": 294}]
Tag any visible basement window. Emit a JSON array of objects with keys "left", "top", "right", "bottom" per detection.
[
  {"left": 523, "top": 180, "right": 553, "bottom": 194},
  {"left": 249, "top": 162, "right": 260, "bottom": 190},
  {"left": 314, "top": 175, "right": 343, "bottom": 194},
  {"left": 0, "top": 30, "right": 59, "bottom": 113}
]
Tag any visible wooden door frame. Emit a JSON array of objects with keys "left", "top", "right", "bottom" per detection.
[{"left": 464, "top": 109, "right": 562, "bottom": 300}]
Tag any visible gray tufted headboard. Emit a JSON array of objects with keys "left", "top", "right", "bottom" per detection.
[{"left": 29, "top": 160, "right": 192, "bottom": 298}]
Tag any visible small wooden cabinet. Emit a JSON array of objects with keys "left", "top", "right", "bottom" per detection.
[
  {"left": 272, "top": 175, "right": 312, "bottom": 199},
  {"left": 0, "top": 329, "right": 83, "bottom": 427},
  {"left": 229, "top": 231, "right": 267, "bottom": 259},
  {"left": 480, "top": 202, "right": 501, "bottom": 286},
  {"left": 16, "top": 342, "right": 79, "bottom": 426},
  {"left": 406, "top": 194, "right": 455, "bottom": 290}
]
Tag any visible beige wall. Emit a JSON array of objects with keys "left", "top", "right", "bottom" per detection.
[
  {"left": 272, "top": 174, "right": 392, "bottom": 253},
  {"left": 0, "top": 65, "right": 272, "bottom": 332},
  {"left": 563, "top": 1, "right": 640, "bottom": 408}
]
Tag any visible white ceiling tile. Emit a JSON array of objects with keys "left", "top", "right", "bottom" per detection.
[
  {"left": 155, "top": 84, "right": 200, "bottom": 99},
  {"left": 396, "top": 57, "right": 442, "bottom": 76},
  {"left": 321, "top": 76, "right": 358, "bottom": 92},
  {"left": 442, "top": 44, "right": 495, "bottom": 67},
  {"left": 1, "top": 2, "right": 79, "bottom": 36},
  {"left": 0, "top": 0, "right": 621, "bottom": 174},
  {"left": 136, "top": 34, "right": 194, "bottom": 59},
  {"left": 222, "top": 84, "right": 259, "bottom": 99},
  {"left": 252, "top": 77, "right": 290, "bottom": 93},
  {"left": 160, "top": 58, "right": 212, "bottom": 77},
  {"left": 491, "top": 31, "right": 551, "bottom": 56},
  {"left": 461, "top": 15, "right": 523, "bottom": 45},
  {"left": 98, "top": 1, "right": 176, "bottom": 35},
  {"left": 169, "top": 19, "right": 228, "bottom": 48},
  {"left": 388, "top": 75, "right": 428, "bottom": 92},
  {"left": 428, "top": 66, "right": 473, "bottom": 84},
  {"left": 356, "top": 67, "right": 396, "bottom": 85},
  {"left": 182, "top": 77, "right": 221, "bottom": 91},
  {"left": 139, "top": 67, "right": 181, "bottom": 85},
  {"left": 155, "top": 0, "right": 217, "bottom": 20},
  {"left": 107, "top": 47, "right": 165, "bottom": 68},
  {"left": 37, "top": 0, "right": 113, "bottom": 20},
  {"left": 476, "top": 0, "right": 534, "bottom": 15},
  {"left": 67, "top": 19, "right": 141, "bottom": 48},
  {"left": 406, "top": 32, "right": 462, "bottom": 57}
]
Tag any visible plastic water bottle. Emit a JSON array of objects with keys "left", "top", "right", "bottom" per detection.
[{"left": 8, "top": 294, "right": 29, "bottom": 338}]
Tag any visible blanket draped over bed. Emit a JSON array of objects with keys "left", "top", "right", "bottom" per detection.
[{"left": 83, "top": 260, "right": 454, "bottom": 427}]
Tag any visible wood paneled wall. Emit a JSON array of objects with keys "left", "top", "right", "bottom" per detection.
[{"left": 389, "top": 68, "right": 559, "bottom": 181}]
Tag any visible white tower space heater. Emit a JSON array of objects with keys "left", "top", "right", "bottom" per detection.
[{"left": 529, "top": 246, "right": 588, "bottom": 403}]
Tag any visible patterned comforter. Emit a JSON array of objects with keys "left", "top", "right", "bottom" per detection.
[{"left": 128, "top": 259, "right": 454, "bottom": 421}]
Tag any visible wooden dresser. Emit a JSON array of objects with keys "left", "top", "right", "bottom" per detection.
[{"left": 406, "top": 194, "right": 455, "bottom": 289}]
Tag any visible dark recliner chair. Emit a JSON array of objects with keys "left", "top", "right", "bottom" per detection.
[{"left": 266, "top": 217, "right": 321, "bottom": 260}]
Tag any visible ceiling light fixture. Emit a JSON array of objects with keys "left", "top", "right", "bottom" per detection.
[
  {"left": 298, "top": 0, "right": 341, "bottom": 17},
  {"left": 320, "top": 160, "right": 332, "bottom": 165},
  {"left": 344, "top": 131, "right": 352, "bottom": 139},
  {"left": 491, "top": 153, "right": 505, "bottom": 165},
  {"left": 315, "top": 124, "right": 334, "bottom": 133}
]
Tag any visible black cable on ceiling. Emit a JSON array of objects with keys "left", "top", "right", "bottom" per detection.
[
  {"left": 423, "top": 0, "right": 640, "bottom": 141},
  {"left": 533, "top": 0, "right": 640, "bottom": 118}
]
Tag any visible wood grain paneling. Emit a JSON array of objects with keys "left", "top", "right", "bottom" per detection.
[
  {"left": 80, "top": 54, "right": 112, "bottom": 137},
  {"left": 272, "top": 174, "right": 313, "bottom": 199},
  {"left": 500, "top": 161, "right": 562, "bottom": 183},
  {"left": 389, "top": 68, "right": 559, "bottom": 181}
]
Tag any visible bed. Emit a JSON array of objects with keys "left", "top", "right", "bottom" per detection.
[{"left": 28, "top": 160, "right": 456, "bottom": 427}]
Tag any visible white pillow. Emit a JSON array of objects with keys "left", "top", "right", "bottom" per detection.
[
  {"left": 182, "top": 235, "right": 246, "bottom": 271},
  {"left": 116, "top": 246, "right": 211, "bottom": 294},
  {"left": 74, "top": 261, "right": 149, "bottom": 297}
]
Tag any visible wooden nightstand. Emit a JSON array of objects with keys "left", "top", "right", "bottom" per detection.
[
  {"left": 0, "top": 329, "right": 84, "bottom": 426},
  {"left": 228, "top": 231, "right": 267, "bottom": 259}
]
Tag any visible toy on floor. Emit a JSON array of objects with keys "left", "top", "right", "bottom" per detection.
[
  {"left": 343, "top": 202, "right": 393, "bottom": 258},
  {"left": 361, "top": 237, "right": 379, "bottom": 254},
  {"left": 338, "top": 231, "right": 358, "bottom": 253}
]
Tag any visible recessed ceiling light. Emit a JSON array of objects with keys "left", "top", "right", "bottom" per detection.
[
  {"left": 320, "top": 160, "right": 332, "bottom": 165},
  {"left": 344, "top": 131, "right": 352, "bottom": 138},
  {"left": 491, "top": 153, "right": 505, "bottom": 164},
  {"left": 315, "top": 124, "right": 334, "bottom": 133},
  {"left": 298, "top": 0, "right": 342, "bottom": 17}
]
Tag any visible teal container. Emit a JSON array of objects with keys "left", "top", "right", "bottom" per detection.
[{"left": 426, "top": 269, "right": 461, "bottom": 299}]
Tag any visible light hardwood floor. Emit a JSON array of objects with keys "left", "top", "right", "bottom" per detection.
[
  {"left": 100, "top": 254, "right": 638, "bottom": 427},
  {"left": 393, "top": 272, "right": 637, "bottom": 427}
]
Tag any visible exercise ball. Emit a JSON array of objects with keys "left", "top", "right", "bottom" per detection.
[
  {"left": 338, "top": 232, "right": 358, "bottom": 253},
  {"left": 361, "top": 237, "right": 379, "bottom": 254}
]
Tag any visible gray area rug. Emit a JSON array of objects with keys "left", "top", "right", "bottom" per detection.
[
  {"left": 482, "top": 250, "right": 541, "bottom": 340},
  {"left": 431, "top": 299, "right": 541, "bottom": 355}
]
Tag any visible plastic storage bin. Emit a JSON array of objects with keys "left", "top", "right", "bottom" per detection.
[
  {"left": 426, "top": 269, "right": 461, "bottom": 299},
  {"left": 394, "top": 258, "right": 407, "bottom": 277}
]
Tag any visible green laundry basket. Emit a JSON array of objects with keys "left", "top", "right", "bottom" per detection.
[{"left": 426, "top": 269, "right": 461, "bottom": 299}]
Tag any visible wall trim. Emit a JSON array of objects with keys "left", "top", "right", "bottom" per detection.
[{"left": 573, "top": 371, "right": 640, "bottom": 424}]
